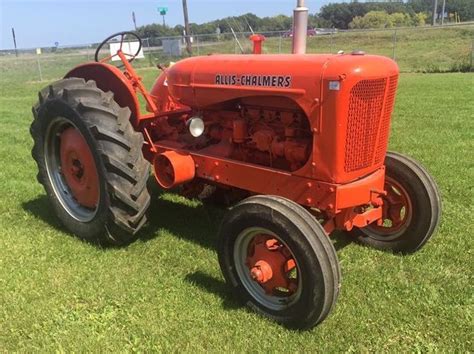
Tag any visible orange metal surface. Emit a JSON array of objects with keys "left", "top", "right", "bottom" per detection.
[
  {"left": 116, "top": 50, "right": 158, "bottom": 114},
  {"left": 65, "top": 63, "right": 141, "bottom": 124},
  {"left": 153, "top": 151, "right": 195, "bottom": 189},
  {"left": 159, "top": 54, "right": 398, "bottom": 184},
  {"left": 247, "top": 234, "right": 298, "bottom": 295},
  {"left": 365, "top": 176, "right": 413, "bottom": 235},
  {"left": 152, "top": 142, "right": 385, "bottom": 213},
  {"left": 65, "top": 49, "right": 400, "bottom": 232},
  {"left": 60, "top": 127, "right": 99, "bottom": 208},
  {"left": 249, "top": 34, "right": 266, "bottom": 54},
  {"left": 65, "top": 53, "right": 158, "bottom": 126},
  {"left": 336, "top": 206, "right": 383, "bottom": 231},
  {"left": 232, "top": 119, "right": 247, "bottom": 143},
  {"left": 165, "top": 54, "right": 328, "bottom": 110}
]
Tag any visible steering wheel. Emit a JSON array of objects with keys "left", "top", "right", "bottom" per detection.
[{"left": 94, "top": 31, "right": 143, "bottom": 65}]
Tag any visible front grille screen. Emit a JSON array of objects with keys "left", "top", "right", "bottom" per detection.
[{"left": 344, "top": 78, "right": 389, "bottom": 172}]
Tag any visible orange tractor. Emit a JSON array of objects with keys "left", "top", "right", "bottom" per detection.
[{"left": 30, "top": 1, "right": 441, "bottom": 329}]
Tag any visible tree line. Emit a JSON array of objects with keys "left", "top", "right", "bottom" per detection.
[
  {"left": 320, "top": 0, "right": 473, "bottom": 28},
  {"left": 136, "top": 0, "right": 473, "bottom": 40}
]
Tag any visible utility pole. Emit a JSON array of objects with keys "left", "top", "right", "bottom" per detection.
[
  {"left": 11, "top": 28, "right": 18, "bottom": 57},
  {"left": 441, "top": 0, "right": 446, "bottom": 25},
  {"left": 132, "top": 11, "right": 137, "bottom": 30},
  {"left": 431, "top": 0, "right": 438, "bottom": 25},
  {"left": 182, "top": 0, "right": 192, "bottom": 55}
]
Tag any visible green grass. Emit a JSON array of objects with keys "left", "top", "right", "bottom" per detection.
[{"left": 0, "top": 62, "right": 473, "bottom": 350}]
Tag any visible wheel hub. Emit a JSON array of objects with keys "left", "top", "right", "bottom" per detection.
[
  {"left": 250, "top": 260, "right": 273, "bottom": 283},
  {"left": 59, "top": 127, "right": 99, "bottom": 208},
  {"left": 369, "top": 176, "right": 412, "bottom": 235},
  {"left": 246, "top": 235, "right": 297, "bottom": 295}
]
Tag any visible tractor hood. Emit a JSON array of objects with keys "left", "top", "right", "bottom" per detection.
[{"left": 164, "top": 53, "right": 399, "bottom": 110}]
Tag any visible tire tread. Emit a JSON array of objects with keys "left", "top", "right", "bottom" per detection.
[{"left": 30, "top": 77, "right": 150, "bottom": 245}]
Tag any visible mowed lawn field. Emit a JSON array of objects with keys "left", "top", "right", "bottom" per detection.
[{"left": 0, "top": 62, "right": 473, "bottom": 351}]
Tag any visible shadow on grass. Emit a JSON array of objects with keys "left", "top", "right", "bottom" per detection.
[
  {"left": 21, "top": 189, "right": 226, "bottom": 251},
  {"left": 331, "top": 231, "right": 353, "bottom": 251},
  {"left": 142, "top": 184, "right": 354, "bottom": 252},
  {"left": 21, "top": 194, "right": 103, "bottom": 247},
  {"left": 22, "top": 192, "right": 354, "bottom": 316},
  {"left": 22, "top": 195, "right": 64, "bottom": 231},
  {"left": 138, "top": 188, "right": 226, "bottom": 250},
  {"left": 184, "top": 271, "right": 241, "bottom": 310},
  {"left": 22, "top": 188, "right": 354, "bottom": 253}
]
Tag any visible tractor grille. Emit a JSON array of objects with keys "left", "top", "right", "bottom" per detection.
[
  {"left": 344, "top": 76, "right": 398, "bottom": 172},
  {"left": 375, "top": 75, "right": 399, "bottom": 163}
]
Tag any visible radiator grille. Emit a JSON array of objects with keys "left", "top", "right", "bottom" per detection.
[
  {"left": 344, "top": 78, "right": 387, "bottom": 172},
  {"left": 374, "top": 75, "right": 399, "bottom": 164}
]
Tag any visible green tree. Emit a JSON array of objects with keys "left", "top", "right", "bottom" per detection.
[
  {"left": 408, "top": 0, "right": 474, "bottom": 22},
  {"left": 390, "top": 12, "right": 413, "bottom": 26},
  {"left": 413, "top": 12, "right": 428, "bottom": 26},
  {"left": 407, "top": 0, "right": 432, "bottom": 13},
  {"left": 445, "top": 0, "right": 474, "bottom": 21},
  {"left": 349, "top": 10, "right": 428, "bottom": 29},
  {"left": 349, "top": 11, "right": 394, "bottom": 29},
  {"left": 320, "top": 2, "right": 413, "bottom": 29},
  {"left": 320, "top": 3, "right": 366, "bottom": 29}
]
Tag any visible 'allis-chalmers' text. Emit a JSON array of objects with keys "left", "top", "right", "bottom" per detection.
[{"left": 215, "top": 74, "right": 292, "bottom": 88}]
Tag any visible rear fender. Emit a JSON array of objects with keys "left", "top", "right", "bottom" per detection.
[{"left": 65, "top": 63, "right": 140, "bottom": 126}]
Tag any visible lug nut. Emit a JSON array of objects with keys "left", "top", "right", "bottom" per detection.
[{"left": 250, "top": 267, "right": 263, "bottom": 282}]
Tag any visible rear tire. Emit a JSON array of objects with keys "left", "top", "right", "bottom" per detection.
[
  {"left": 218, "top": 195, "right": 340, "bottom": 329},
  {"left": 30, "top": 78, "right": 151, "bottom": 245},
  {"left": 351, "top": 151, "right": 441, "bottom": 254}
]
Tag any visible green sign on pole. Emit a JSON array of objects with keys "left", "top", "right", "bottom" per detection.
[
  {"left": 158, "top": 7, "right": 168, "bottom": 16},
  {"left": 158, "top": 6, "right": 168, "bottom": 26}
]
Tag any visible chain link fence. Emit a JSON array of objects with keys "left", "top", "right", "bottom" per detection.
[{"left": 1, "top": 23, "right": 472, "bottom": 83}]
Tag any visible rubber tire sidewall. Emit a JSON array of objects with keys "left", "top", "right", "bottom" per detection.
[
  {"left": 355, "top": 152, "right": 441, "bottom": 253},
  {"left": 218, "top": 202, "right": 329, "bottom": 329},
  {"left": 35, "top": 98, "right": 110, "bottom": 240}
]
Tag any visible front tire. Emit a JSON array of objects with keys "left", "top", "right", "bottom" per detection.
[
  {"left": 352, "top": 151, "right": 441, "bottom": 254},
  {"left": 218, "top": 195, "right": 340, "bottom": 329},
  {"left": 31, "top": 78, "right": 151, "bottom": 245}
]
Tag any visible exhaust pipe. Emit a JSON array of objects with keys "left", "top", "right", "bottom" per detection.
[{"left": 292, "top": 0, "right": 309, "bottom": 54}]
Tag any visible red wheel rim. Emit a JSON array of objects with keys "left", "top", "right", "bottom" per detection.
[
  {"left": 246, "top": 234, "right": 298, "bottom": 296},
  {"left": 367, "top": 176, "right": 412, "bottom": 236},
  {"left": 59, "top": 127, "right": 99, "bottom": 208}
]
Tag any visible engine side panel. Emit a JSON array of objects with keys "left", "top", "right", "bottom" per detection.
[{"left": 146, "top": 95, "right": 313, "bottom": 173}]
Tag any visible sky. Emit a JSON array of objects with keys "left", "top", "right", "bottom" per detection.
[{"left": 0, "top": 0, "right": 341, "bottom": 50}]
